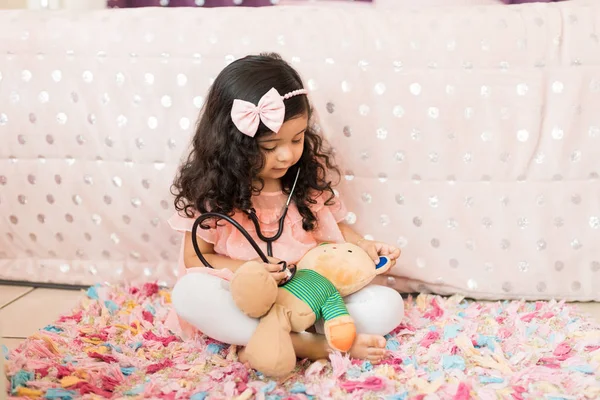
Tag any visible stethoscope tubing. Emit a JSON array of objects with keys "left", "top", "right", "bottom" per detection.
[
  {"left": 191, "top": 212, "right": 271, "bottom": 266},
  {"left": 190, "top": 168, "right": 301, "bottom": 286},
  {"left": 246, "top": 206, "right": 289, "bottom": 258}
]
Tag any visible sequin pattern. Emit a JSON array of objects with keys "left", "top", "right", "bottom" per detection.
[{"left": 0, "top": 4, "right": 598, "bottom": 300}]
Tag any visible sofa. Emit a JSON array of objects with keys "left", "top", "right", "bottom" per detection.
[{"left": 0, "top": 0, "right": 598, "bottom": 301}]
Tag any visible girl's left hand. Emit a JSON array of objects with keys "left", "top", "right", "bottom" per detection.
[{"left": 357, "top": 239, "right": 401, "bottom": 266}]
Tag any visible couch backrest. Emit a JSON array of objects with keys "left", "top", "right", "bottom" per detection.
[{"left": 0, "top": 2, "right": 598, "bottom": 300}]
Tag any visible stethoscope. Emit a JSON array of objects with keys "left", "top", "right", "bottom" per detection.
[{"left": 190, "top": 168, "right": 301, "bottom": 286}]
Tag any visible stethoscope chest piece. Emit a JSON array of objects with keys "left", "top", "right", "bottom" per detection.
[{"left": 278, "top": 262, "right": 297, "bottom": 286}]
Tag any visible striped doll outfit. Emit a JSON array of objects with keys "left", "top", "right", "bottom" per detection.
[{"left": 282, "top": 269, "right": 349, "bottom": 321}]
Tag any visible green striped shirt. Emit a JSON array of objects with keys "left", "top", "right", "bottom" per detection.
[{"left": 282, "top": 269, "right": 349, "bottom": 321}]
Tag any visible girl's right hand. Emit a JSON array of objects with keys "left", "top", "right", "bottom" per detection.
[{"left": 252, "top": 256, "right": 289, "bottom": 284}]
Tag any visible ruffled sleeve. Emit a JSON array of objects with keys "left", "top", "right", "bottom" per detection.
[
  {"left": 167, "top": 211, "right": 219, "bottom": 245},
  {"left": 327, "top": 192, "right": 348, "bottom": 222},
  {"left": 310, "top": 191, "right": 348, "bottom": 221}
]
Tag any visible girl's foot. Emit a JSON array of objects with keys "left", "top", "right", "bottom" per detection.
[{"left": 348, "top": 334, "right": 387, "bottom": 362}]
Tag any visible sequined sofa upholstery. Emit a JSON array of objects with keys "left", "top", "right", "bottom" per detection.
[{"left": 0, "top": 1, "right": 598, "bottom": 301}]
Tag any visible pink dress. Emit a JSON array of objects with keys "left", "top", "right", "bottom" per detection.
[{"left": 165, "top": 190, "right": 349, "bottom": 337}]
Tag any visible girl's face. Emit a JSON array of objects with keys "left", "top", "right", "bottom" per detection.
[{"left": 257, "top": 113, "right": 308, "bottom": 183}]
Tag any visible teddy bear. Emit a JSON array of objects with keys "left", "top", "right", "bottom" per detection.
[{"left": 228, "top": 242, "right": 394, "bottom": 377}]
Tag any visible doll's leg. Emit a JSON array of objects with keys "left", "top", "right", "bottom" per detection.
[
  {"left": 171, "top": 271, "right": 258, "bottom": 345},
  {"left": 315, "top": 285, "right": 404, "bottom": 336},
  {"left": 321, "top": 291, "right": 356, "bottom": 352}
]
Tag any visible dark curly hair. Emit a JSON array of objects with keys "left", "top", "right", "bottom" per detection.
[{"left": 171, "top": 53, "right": 340, "bottom": 231}]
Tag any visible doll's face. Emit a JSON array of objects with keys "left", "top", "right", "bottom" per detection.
[{"left": 297, "top": 243, "right": 390, "bottom": 296}]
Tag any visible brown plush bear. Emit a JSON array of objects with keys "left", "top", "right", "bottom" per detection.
[{"left": 229, "top": 242, "right": 394, "bottom": 377}]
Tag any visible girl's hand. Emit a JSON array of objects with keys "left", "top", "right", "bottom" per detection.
[
  {"left": 252, "top": 256, "right": 289, "bottom": 284},
  {"left": 356, "top": 239, "right": 401, "bottom": 267}
]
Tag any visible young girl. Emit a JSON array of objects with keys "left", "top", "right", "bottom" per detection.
[{"left": 167, "top": 53, "right": 404, "bottom": 363}]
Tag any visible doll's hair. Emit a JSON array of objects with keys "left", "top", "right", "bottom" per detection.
[{"left": 171, "top": 52, "right": 340, "bottom": 231}]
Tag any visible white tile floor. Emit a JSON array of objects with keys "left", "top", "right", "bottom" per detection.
[{"left": 1, "top": 284, "right": 599, "bottom": 351}]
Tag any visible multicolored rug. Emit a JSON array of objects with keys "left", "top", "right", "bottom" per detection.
[{"left": 3, "top": 283, "right": 600, "bottom": 399}]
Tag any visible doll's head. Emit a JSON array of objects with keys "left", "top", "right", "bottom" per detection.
[{"left": 297, "top": 243, "right": 393, "bottom": 296}]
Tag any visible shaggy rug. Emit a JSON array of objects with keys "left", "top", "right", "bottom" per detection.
[{"left": 3, "top": 282, "right": 600, "bottom": 399}]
